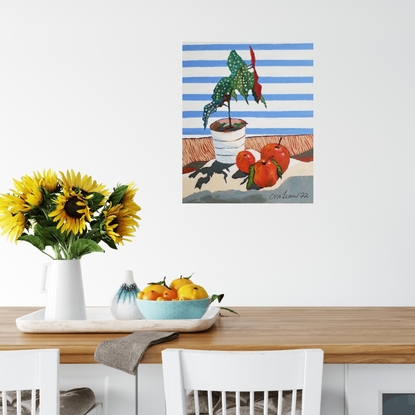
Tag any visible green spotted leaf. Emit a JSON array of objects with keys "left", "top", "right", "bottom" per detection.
[
  {"left": 212, "top": 77, "right": 232, "bottom": 103},
  {"left": 227, "top": 50, "right": 245, "bottom": 75}
]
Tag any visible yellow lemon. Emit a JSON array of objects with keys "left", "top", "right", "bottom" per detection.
[
  {"left": 177, "top": 284, "right": 209, "bottom": 300},
  {"left": 169, "top": 276, "right": 193, "bottom": 293}
]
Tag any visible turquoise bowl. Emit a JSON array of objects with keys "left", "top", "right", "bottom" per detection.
[{"left": 137, "top": 298, "right": 211, "bottom": 320}]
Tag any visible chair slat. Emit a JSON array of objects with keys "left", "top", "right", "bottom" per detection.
[
  {"left": 221, "top": 391, "right": 226, "bottom": 415},
  {"left": 277, "top": 389, "right": 283, "bottom": 415},
  {"left": 16, "top": 390, "right": 21, "bottom": 415},
  {"left": 194, "top": 390, "right": 200, "bottom": 415},
  {"left": 291, "top": 389, "right": 297, "bottom": 414},
  {"left": 2, "top": 391, "right": 6, "bottom": 415},
  {"left": 235, "top": 391, "right": 240, "bottom": 415},
  {"left": 207, "top": 390, "right": 213, "bottom": 415},
  {"left": 263, "top": 390, "right": 269, "bottom": 415}
]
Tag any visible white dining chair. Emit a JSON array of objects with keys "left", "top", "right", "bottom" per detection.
[
  {"left": 0, "top": 349, "right": 102, "bottom": 415},
  {"left": 162, "top": 348, "right": 324, "bottom": 415}
]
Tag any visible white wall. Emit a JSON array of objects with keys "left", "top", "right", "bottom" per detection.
[{"left": 1, "top": 0, "right": 414, "bottom": 308}]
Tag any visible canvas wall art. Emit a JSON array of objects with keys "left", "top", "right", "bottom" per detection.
[{"left": 182, "top": 43, "right": 313, "bottom": 203}]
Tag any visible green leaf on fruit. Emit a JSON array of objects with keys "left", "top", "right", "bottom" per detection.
[
  {"left": 147, "top": 276, "right": 170, "bottom": 287},
  {"left": 246, "top": 164, "right": 256, "bottom": 190},
  {"left": 211, "top": 293, "right": 224, "bottom": 303},
  {"left": 219, "top": 307, "right": 239, "bottom": 316},
  {"left": 210, "top": 293, "right": 239, "bottom": 316},
  {"left": 271, "top": 160, "right": 283, "bottom": 179}
]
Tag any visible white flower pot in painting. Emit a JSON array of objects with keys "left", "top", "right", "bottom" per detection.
[{"left": 210, "top": 118, "right": 247, "bottom": 164}]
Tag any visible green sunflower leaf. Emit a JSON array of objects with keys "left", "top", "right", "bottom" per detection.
[
  {"left": 101, "top": 235, "right": 118, "bottom": 250},
  {"left": 88, "top": 192, "right": 106, "bottom": 211},
  {"left": 18, "top": 234, "right": 46, "bottom": 252},
  {"left": 108, "top": 185, "right": 128, "bottom": 206},
  {"left": 34, "top": 225, "right": 67, "bottom": 246},
  {"left": 69, "top": 239, "right": 104, "bottom": 259}
]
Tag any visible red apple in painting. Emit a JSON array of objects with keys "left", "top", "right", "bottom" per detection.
[
  {"left": 260, "top": 139, "right": 290, "bottom": 173},
  {"left": 252, "top": 159, "right": 278, "bottom": 188},
  {"left": 236, "top": 150, "right": 256, "bottom": 174}
]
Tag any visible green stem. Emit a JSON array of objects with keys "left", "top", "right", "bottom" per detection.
[
  {"left": 53, "top": 244, "right": 63, "bottom": 260},
  {"left": 228, "top": 101, "right": 232, "bottom": 128},
  {"left": 43, "top": 251, "right": 56, "bottom": 260},
  {"left": 63, "top": 233, "right": 75, "bottom": 260}
]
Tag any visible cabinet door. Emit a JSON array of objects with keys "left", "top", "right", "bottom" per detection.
[
  {"left": 322, "top": 364, "right": 345, "bottom": 415},
  {"left": 346, "top": 364, "right": 415, "bottom": 415},
  {"left": 60, "top": 364, "right": 136, "bottom": 415}
]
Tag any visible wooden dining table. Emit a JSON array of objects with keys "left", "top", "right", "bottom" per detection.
[{"left": 2, "top": 306, "right": 415, "bottom": 364}]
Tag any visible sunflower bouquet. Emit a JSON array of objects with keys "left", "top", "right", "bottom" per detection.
[{"left": 0, "top": 169, "right": 141, "bottom": 260}]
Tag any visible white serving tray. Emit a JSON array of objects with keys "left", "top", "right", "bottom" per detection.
[{"left": 16, "top": 306, "right": 220, "bottom": 333}]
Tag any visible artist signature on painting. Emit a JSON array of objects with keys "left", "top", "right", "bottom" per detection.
[{"left": 269, "top": 191, "right": 309, "bottom": 201}]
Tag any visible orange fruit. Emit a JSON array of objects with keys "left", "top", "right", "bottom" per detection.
[
  {"left": 177, "top": 284, "right": 209, "bottom": 300},
  {"left": 162, "top": 289, "right": 178, "bottom": 301},
  {"left": 137, "top": 291, "right": 144, "bottom": 299},
  {"left": 141, "top": 290, "right": 162, "bottom": 300},
  {"left": 169, "top": 275, "right": 193, "bottom": 293},
  {"left": 142, "top": 284, "right": 166, "bottom": 295}
]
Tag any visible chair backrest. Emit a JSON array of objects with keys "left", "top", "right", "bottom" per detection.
[
  {"left": 0, "top": 349, "right": 59, "bottom": 415},
  {"left": 162, "top": 348, "right": 324, "bottom": 415}
]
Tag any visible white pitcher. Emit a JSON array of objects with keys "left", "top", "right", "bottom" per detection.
[{"left": 41, "top": 259, "right": 87, "bottom": 321}]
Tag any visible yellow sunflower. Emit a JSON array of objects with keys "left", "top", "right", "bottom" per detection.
[
  {"left": 0, "top": 201, "right": 26, "bottom": 242},
  {"left": 33, "top": 169, "right": 58, "bottom": 192},
  {"left": 0, "top": 193, "right": 27, "bottom": 215},
  {"left": 120, "top": 182, "right": 141, "bottom": 219},
  {"left": 49, "top": 188, "right": 93, "bottom": 235},
  {"left": 59, "top": 170, "right": 109, "bottom": 199},
  {"left": 12, "top": 174, "right": 43, "bottom": 211},
  {"left": 104, "top": 204, "right": 138, "bottom": 245}
]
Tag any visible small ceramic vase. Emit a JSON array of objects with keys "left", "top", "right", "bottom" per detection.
[{"left": 109, "top": 270, "right": 143, "bottom": 320}]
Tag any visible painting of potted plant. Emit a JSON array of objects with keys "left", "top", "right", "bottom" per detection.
[
  {"left": 202, "top": 47, "right": 267, "bottom": 165},
  {"left": 182, "top": 42, "right": 314, "bottom": 204}
]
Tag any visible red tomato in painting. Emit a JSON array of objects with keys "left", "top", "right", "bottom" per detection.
[
  {"left": 260, "top": 142, "right": 290, "bottom": 173},
  {"left": 236, "top": 150, "right": 256, "bottom": 174},
  {"left": 253, "top": 159, "right": 278, "bottom": 188}
]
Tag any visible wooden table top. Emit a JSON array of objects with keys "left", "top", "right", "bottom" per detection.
[{"left": 2, "top": 306, "right": 415, "bottom": 364}]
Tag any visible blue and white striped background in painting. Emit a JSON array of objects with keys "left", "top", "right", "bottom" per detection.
[{"left": 182, "top": 43, "right": 313, "bottom": 138}]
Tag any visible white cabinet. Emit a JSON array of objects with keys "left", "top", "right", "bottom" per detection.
[
  {"left": 60, "top": 364, "right": 136, "bottom": 415},
  {"left": 322, "top": 364, "right": 345, "bottom": 415},
  {"left": 346, "top": 364, "right": 415, "bottom": 415},
  {"left": 60, "top": 363, "right": 346, "bottom": 415}
]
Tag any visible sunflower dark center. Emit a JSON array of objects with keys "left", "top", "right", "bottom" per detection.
[{"left": 64, "top": 196, "right": 83, "bottom": 219}]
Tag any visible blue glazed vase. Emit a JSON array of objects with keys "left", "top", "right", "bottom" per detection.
[{"left": 109, "top": 270, "right": 143, "bottom": 320}]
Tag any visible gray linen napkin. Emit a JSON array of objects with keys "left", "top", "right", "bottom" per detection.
[{"left": 94, "top": 331, "right": 179, "bottom": 375}]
